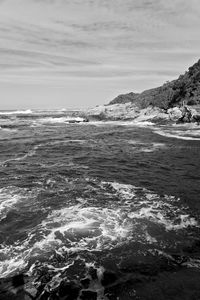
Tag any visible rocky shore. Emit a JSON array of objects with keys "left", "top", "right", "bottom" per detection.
[{"left": 84, "top": 102, "right": 200, "bottom": 125}]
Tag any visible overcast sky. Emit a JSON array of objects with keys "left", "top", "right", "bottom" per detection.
[{"left": 0, "top": 0, "right": 200, "bottom": 109}]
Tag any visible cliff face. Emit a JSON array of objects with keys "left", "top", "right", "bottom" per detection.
[{"left": 108, "top": 59, "right": 200, "bottom": 109}]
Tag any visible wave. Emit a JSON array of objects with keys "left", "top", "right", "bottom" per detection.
[
  {"left": 155, "top": 129, "right": 200, "bottom": 140},
  {"left": 0, "top": 109, "right": 33, "bottom": 115},
  {"left": 128, "top": 141, "right": 166, "bottom": 152},
  {"left": 0, "top": 126, "right": 18, "bottom": 133},
  {"left": 0, "top": 144, "right": 40, "bottom": 166},
  {"left": 37, "top": 116, "right": 86, "bottom": 125}
]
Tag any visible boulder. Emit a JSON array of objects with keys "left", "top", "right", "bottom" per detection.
[{"left": 167, "top": 107, "right": 183, "bottom": 121}]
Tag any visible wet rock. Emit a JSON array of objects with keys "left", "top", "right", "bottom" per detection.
[
  {"left": 101, "top": 270, "right": 118, "bottom": 286},
  {"left": 80, "top": 290, "right": 97, "bottom": 300},
  {"left": 37, "top": 290, "right": 51, "bottom": 300}
]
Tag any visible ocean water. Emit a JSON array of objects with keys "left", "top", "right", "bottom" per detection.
[{"left": 0, "top": 110, "right": 200, "bottom": 299}]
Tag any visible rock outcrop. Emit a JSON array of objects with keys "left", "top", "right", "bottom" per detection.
[{"left": 86, "top": 103, "right": 139, "bottom": 121}]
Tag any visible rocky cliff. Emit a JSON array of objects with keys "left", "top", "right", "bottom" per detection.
[
  {"left": 86, "top": 59, "right": 200, "bottom": 123},
  {"left": 108, "top": 59, "right": 200, "bottom": 109}
]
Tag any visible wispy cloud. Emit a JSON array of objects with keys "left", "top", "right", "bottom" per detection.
[{"left": 0, "top": 0, "right": 200, "bottom": 108}]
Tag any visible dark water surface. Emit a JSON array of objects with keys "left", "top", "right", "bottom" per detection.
[{"left": 0, "top": 110, "right": 200, "bottom": 299}]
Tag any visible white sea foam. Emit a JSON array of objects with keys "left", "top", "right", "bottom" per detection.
[
  {"left": 102, "top": 181, "right": 198, "bottom": 232},
  {"left": 0, "top": 256, "right": 27, "bottom": 278},
  {"left": 0, "top": 179, "right": 198, "bottom": 277},
  {"left": 31, "top": 203, "right": 132, "bottom": 253},
  {"left": 86, "top": 120, "right": 155, "bottom": 127},
  {"left": 28, "top": 181, "right": 198, "bottom": 257},
  {"left": 0, "top": 187, "right": 20, "bottom": 221}
]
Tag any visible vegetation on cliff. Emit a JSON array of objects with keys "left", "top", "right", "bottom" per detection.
[{"left": 108, "top": 92, "right": 139, "bottom": 105}]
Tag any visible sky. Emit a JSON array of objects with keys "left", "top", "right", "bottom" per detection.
[{"left": 0, "top": 0, "right": 200, "bottom": 110}]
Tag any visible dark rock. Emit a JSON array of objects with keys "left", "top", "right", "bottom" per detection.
[
  {"left": 80, "top": 278, "right": 90, "bottom": 289},
  {"left": 64, "top": 259, "right": 86, "bottom": 280},
  {"left": 177, "top": 106, "right": 193, "bottom": 123},
  {"left": 101, "top": 270, "right": 118, "bottom": 286},
  {"left": 88, "top": 267, "right": 98, "bottom": 280},
  {"left": 58, "top": 281, "right": 81, "bottom": 299},
  {"left": 12, "top": 274, "right": 25, "bottom": 288},
  {"left": 80, "top": 290, "right": 97, "bottom": 300}
]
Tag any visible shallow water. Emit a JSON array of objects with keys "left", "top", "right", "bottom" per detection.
[{"left": 0, "top": 110, "right": 200, "bottom": 299}]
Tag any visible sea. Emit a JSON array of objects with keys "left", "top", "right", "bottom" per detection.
[{"left": 0, "top": 109, "right": 200, "bottom": 300}]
